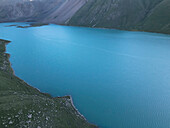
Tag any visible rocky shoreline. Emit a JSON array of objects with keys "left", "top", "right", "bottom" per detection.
[{"left": 0, "top": 39, "right": 97, "bottom": 128}]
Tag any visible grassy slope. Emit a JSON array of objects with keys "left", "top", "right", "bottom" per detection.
[
  {"left": 141, "top": 0, "right": 170, "bottom": 34},
  {"left": 0, "top": 39, "right": 97, "bottom": 128},
  {"left": 68, "top": 0, "right": 170, "bottom": 34}
]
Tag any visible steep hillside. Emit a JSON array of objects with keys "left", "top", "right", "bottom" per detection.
[
  {"left": 141, "top": 0, "right": 170, "bottom": 34},
  {"left": 0, "top": 0, "right": 169, "bottom": 34},
  {"left": 0, "top": 0, "right": 86, "bottom": 24},
  {"left": 0, "top": 0, "right": 58, "bottom": 22},
  {"left": 68, "top": 0, "right": 170, "bottom": 34},
  {"left": 43, "top": 0, "right": 87, "bottom": 24}
]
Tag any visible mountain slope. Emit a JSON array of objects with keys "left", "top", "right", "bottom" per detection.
[
  {"left": 0, "top": 0, "right": 86, "bottom": 24},
  {"left": 68, "top": 0, "right": 161, "bottom": 28},
  {"left": 43, "top": 0, "right": 87, "bottom": 24},
  {"left": 141, "top": 0, "right": 170, "bottom": 34},
  {"left": 68, "top": 0, "right": 170, "bottom": 34},
  {"left": 0, "top": 0, "right": 170, "bottom": 34}
]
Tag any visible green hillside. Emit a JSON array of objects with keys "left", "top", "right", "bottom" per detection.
[
  {"left": 141, "top": 0, "right": 170, "bottom": 34},
  {"left": 68, "top": 0, "right": 170, "bottom": 34}
]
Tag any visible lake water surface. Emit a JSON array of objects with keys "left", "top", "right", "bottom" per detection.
[{"left": 1, "top": 23, "right": 170, "bottom": 128}]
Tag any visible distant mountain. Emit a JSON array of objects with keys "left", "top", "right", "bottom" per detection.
[{"left": 0, "top": 0, "right": 170, "bottom": 34}]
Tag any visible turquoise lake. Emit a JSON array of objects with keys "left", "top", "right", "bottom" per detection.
[{"left": 1, "top": 23, "right": 170, "bottom": 128}]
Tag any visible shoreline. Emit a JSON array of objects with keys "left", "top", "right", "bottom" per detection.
[
  {"left": 2, "top": 38, "right": 87, "bottom": 120},
  {"left": 61, "top": 24, "right": 170, "bottom": 36},
  {"left": 0, "top": 39, "right": 97, "bottom": 128},
  {"left": 2, "top": 21, "right": 170, "bottom": 35}
]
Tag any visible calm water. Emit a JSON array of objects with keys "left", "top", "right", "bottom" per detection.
[{"left": 1, "top": 23, "right": 170, "bottom": 128}]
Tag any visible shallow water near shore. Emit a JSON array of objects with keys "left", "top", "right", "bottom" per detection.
[{"left": 1, "top": 23, "right": 170, "bottom": 128}]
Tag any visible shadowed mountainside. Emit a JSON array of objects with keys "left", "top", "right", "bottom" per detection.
[{"left": 68, "top": 0, "right": 170, "bottom": 34}]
